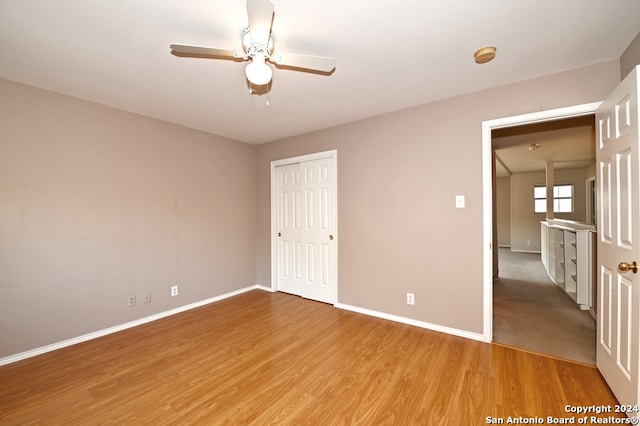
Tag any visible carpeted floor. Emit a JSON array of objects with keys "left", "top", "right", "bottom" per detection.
[{"left": 493, "top": 247, "right": 596, "bottom": 365}]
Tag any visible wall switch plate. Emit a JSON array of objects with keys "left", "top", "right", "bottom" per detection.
[
  {"left": 170, "top": 285, "right": 179, "bottom": 297},
  {"left": 143, "top": 292, "right": 151, "bottom": 304},
  {"left": 406, "top": 292, "right": 415, "bottom": 305},
  {"left": 127, "top": 295, "right": 136, "bottom": 307},
  {"left": 455, "top": 195, "right": 465, "bottom": 209}
]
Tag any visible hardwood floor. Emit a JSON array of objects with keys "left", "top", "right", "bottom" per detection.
[{"left": 0, "top": 291, "right": 623, "bottom": 425}]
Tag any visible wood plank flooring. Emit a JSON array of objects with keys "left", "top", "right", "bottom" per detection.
[{"left": 0, "top": 290, "right": 624, "bottom": 425}]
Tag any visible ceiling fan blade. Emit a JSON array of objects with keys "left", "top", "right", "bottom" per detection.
[
  {"left": 170, "top": 44, "right": 243, "bottom": 59},
  {"left": 247, "top": 0, "right": 274, "bottom": 47},
  {"left": 272, "top": 53, "right": 336, "bottom": 72}
]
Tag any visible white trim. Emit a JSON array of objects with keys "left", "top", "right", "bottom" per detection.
[
  {"left": 482, "top": 102, "right": 601, "bottom": 343},
  {"left": 586, "top": 176, "right": 597, "bottom": 225},
  {"left": 270, "top": 150, "right": 338, "bottom": 304},
  {"left": 335, "top": 302, "right": 486, "bottom": 342},
  {"left": 270, "top": 150, "right": 338, "bottom": 167},
  {"left": 0, "top": 285, "right": 268, "bottom": 366}
]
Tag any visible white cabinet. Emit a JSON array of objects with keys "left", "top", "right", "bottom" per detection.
[
  {"left": 563, "top": 230, "right": 578, "bottom": 301},
  {"left": 541, "top": 220, "right": 596, "bottom": 311},
  {"left": 554, "top": 227, "right": 566, "bottom": 287}
]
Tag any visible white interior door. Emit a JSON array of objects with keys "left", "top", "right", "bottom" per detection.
[
  {"left": 275, "top": 163, "right": 302, "bottom": 296},
  {"left": 298, "top": 158, "right": 335, "bottom": 303},
  {"left": 273, "top": 152, "right": 337, "bottom": 304},
  {"left": 596, "top": 65, "right": 640, "bottom": 407}
]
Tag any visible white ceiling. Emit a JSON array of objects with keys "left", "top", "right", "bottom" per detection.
[
  {"left": 1, "top": 0, "right": 639, "bottom": 144},
  {"left": 493, "top": 116, "right": 596, "bottom": 178}
]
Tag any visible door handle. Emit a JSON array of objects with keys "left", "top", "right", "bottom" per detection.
[
  {"left": 329, "top": 234, "right": 334, "bottom": 240},
  {"left": 277, "top": 232, "right": 281, "bottom": 237},
  {"left": 618, "top": 261, "right": 638, "bottom": 273}
]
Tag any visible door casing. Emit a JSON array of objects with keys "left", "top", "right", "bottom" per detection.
[{"left": 481, "top": 102, "right": 602, "bottom": 342}]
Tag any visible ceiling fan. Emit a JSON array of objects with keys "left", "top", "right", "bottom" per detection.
[{"left": 170, "top": 0, "right": 336, "bottom": 87}]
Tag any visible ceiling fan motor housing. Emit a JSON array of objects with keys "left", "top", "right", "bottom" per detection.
[{"left": 242, "top": 28, "right": 273, "bottom": 58}]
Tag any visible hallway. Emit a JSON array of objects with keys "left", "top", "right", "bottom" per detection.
[{"left": 493, "top": 248, "right": 596, "bottom": 365}]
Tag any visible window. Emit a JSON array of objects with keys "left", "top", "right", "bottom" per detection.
[{"left": 534, "top": 184, "right": 573, "bottom": 213}]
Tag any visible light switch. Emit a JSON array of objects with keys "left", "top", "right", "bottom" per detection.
[{"left": 455, "top": 195, "right": 465, "bottom": 209}]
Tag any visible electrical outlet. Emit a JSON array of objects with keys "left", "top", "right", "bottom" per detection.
[
  {"left": 406, "top": 292, "right": 415, "bottom": 305},
  {"left": 127, "top": 295, "right": 136, "bottom": 307},
  {"left": 170, "top": 285, "right": 179, "bottom": 297},
  {"left": 143, "top": 292, "right": 151, "bottom": 304},
  {"left": 527, "top": 240, "right": 532, "bottom": 246}
]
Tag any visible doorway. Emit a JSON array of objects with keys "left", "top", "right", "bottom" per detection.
[
  {"left": 481, "top": 103, "right": 601, "bottom": 343},
  {"left": 483, "top": 66, "right": 640, "bottom": 407},
  {"left": 270, "top": 150, "right": 338, "bottom": 304},
  {"left": 490, "top": 115, "right": 597, "bottom": 363}
]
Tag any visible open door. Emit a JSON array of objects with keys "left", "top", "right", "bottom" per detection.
[{"left": 596, "top": 65, "right": 640, "bottom": 408}]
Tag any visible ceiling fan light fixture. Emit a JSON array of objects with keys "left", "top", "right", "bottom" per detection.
[{"left": 245, "top": 54, "right": 272, "bottom": 85}]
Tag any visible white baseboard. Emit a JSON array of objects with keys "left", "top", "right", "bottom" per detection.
[
  {"left": 334, "top": 302, "right": 487, "bottom": 343},
  {"left": 0, "top": 285, "right": 268, "bottom": 366},
  {"left": 256, "top": 284, "right": 275, "bottom": 292},
  {"left": 2, "top": 286, "right": 486, "bottom": 366}
]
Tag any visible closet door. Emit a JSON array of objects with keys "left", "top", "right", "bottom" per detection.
[
  {"left": 275, "top": 163, "right": 302, "bottom": 296},
  {"left": 299, "top": 158, "right": 335, "bottom": 303},
  {"left": 274, "top": 154, "right": 336, "bottom": 304}
]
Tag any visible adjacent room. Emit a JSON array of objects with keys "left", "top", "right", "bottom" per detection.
[
  {"left": 492, "top": 116, "right": 598, "bottom": 365},
  {"left": 2, "top": 0, "right": 640, "bottom": 423}
]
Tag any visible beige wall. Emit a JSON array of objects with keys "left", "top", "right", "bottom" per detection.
[
  {"left": 256, "top": 60, "right": 620, "bottom": 334},
  {"left": 0, "top": 79, "right": 258, "bottom": 357},
  {"left": 554, "top": 167, "right": 592, "bottom": 223},
  {"left": 0, "top": 59, "right": 623, "bottom": 359},
  {"left": 621, "top": 31, "right": 640, "bottom": 80},
  {"left": 510, "top": 172, "right": 543, "bottom": 252},
  {"left": 495, "top": 178, "right": 511, "bottom": 247},
  {"left": 509, "top": 167, "right": 592, "bottom": 252}
]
